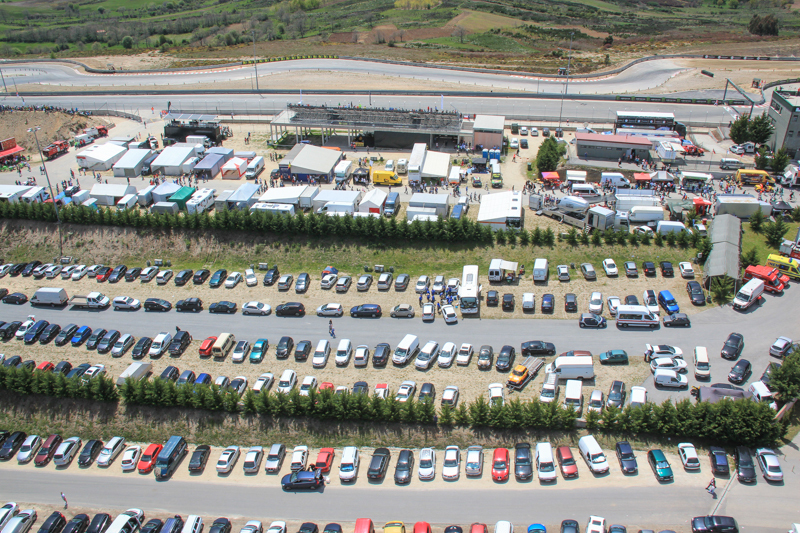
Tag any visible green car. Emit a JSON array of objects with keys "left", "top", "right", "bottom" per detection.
[
  {"left": 647, "top": 449, "right": 673, "bottom": 481},
  {"left": 599, "top": 350, "right": 628, "bottom": 365},
  {"left": 250, "top": 338, "right": 269, "bottom": 363}
]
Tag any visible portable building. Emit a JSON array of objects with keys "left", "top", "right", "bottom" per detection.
[
  {"left": 227, "top": 183, "right": 260, "bottom": 210},
  {"left": 21, "top": 186, "right": 48, "bottom": 203},
  {"left": 112, "top": 148, "right": 154, "bottom": 178},
  {"left": 278, "top": 144, "right": 305, "bottom": 174},
  {"left": 408, "top": 193, "right": 449, "bottom": 217},
  {"left": 76, "top": 143, "right": 127, "bottom": 170},
  {"left": 186, "top": 188, "right": 216, "bottom": 214},
  {"left": 471, "top": 115, "right": 505, "bottom": 149},
  {"left": 221, "top": 157, "right": 247, "bottom": 180},
  {"left": 206, "top": 146, "right": 233, "bottom": 163},
  {"left": 214, "top": 190, "right": 235, "bottom": 211},
  {"left": 171, "top": 142, "right": 205, "bottom": 157},
  {"left": 250, "top": 203, "right": 296, "bottom": 216},
  {"left": 151, "top": 202, "right": 179, "bottom": 214},
  {"left": 407, "top": 207, "right": 438, "bottom": 221},
  {"left": 193, "top": 154, "right": 224, "bottom": 180},
  {"left": 151, "top": 147, "right": 195, "bottom": 176},
  {"left": 311, "top": 190, "right": 362, "bottom": 212},
  {"left": 116, "top": 194, "right": 137, "bottom": 210},
  {"left": 235, "top": 151, "right": 257, "bottom": 162},
  {"left": 258, "top": 185, "right": 307, "bottom": 206},
  {"left": 299, "top": 186, "right": 319, "bottom": 209},
  {"left": 289, "top": 145, "right": 341, "bottom": 183},
  {"left": 137, "top": 185, "right": 156, "bottom": 207},
  {"left": 151, "top": 182, "right": 182, "bottom": 204},
  {"left": 182, "top": 157, "right": 199, "bottom": 175},
  {"left": 89, "top": 184, "right": 137, "bottom": 206},
  {"left": 408, "top": 143, "right": 427, "bottom": 184},
  {"left": 168, "top": 186, "right": 196, "bottom": 210},
  {"left": 0, "top": 185, "right": 31, "bottom": 203},
  {"left": 359, "top": 189, "right": 388, "bottom": 215},
  {"left": 420, "top": 150, "right": 450, "bottom": 185},
  {"left": 477, "top": 191, "right": 524, "bottom": 231}
]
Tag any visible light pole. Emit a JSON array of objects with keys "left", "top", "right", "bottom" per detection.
[
  {"left": 28, "top": 126, "right": 63, "bottom": 258},
  {"left": 252, "top": 30, "right": 259, "bottom": 92},
  {"left": 557, "top": 32, "right": 574, "bottom": 130}
]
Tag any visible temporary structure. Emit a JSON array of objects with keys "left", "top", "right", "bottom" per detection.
[
  {"left": 478, "top": 191, "right": 524, "bottom": 231},
  {"left": 150, "top": 147, "right": 195, "bottom": 176},
  {"left": 89, "top": 184, "right": 137, "bottom": 206},
  {"left": 76, "top": 143, "right": 127, "bottom": 170},
  {"left": 221, "top": 157, "right": 247, "bottom": 179},
  {"left": 151, "top": 182, "right": 182, "bottom": 203},
  {"left": 194, "top": 154, "right": 224, "bottom": 180},
  {"left": 113, "top": 149, "right": 154, "bottom": 178},
  {"left": 359, "top": 189, "right": 388, "bottom": 214}
]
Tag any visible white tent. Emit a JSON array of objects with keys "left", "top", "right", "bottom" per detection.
[
  {"left": 76, "top": 143, "right": 127, "bottom": 171},
  {"left": 0, "top": 185, "right": 31, "bottom": 203},
  {"left": 113, "top": 149, "right": 154, "bottom": 178},
  {"left": 258, "top": 185, "right": 308, "bottom": 205},
  {"left": 359, "top": 189, "right": 387, "bottom": 214},
  {"left": 478, "top": 191, "right": 524, "bottom": 231},
  {"left": 221, "top": 157, "right": 247, "bottom": 180},
  {"left": 89, "top": 184, "right": 137, "bottom": 206},
  {"left": 421, "top": 150, "right": 451, "bottom": 183},
  {"left": 151, "top": 147, "right": 195, "bottom": 176},
  {"left": 289, "top": 145, "right": 341, "bottom": 180},
  {"left": 151, "top": 182, "right": 182, "bottom": 203},
  {"left": 227, "top": 183, "right": 260, "bottom": 210}
]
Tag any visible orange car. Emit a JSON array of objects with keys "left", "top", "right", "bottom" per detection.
[
  {"left": 315, "top": 447, "right": 335, "bottom": 473},
  {"left": 199, "top": 336, "right": 217, "bottom": 357},
  {"left": 138, "top": 443, "right": 163, "bottom": 474}
]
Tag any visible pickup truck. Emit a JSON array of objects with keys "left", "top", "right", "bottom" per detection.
[
  {"left": 507, "top": 356, "right": 545, "bottom": 390},
  {"left": 69, "top": 292, "right": 110, "bottom": 309}
]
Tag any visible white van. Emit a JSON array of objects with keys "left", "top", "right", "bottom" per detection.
[
  {"left": 488, "top": 259, "right": 504, "bottom": 282},
  {"left": 313, "top": 340, "right": 331, "bottom": 367},
  {"left": 563, "top": 379, "right": 583, "bottom": 414},
  {"left": 334, "top": 160, "right": 353, "bottom": 184},
  {"left": 749, "top": 381, "right": 777, "bottom": 410},
  {"left": 578, "top": 435, "right": 608, "bottom": 474},
  {"left": 396, "top": 158, "right": 408, "bottom": 174},
  {"left": 693, "top": 347, "right": 710, "bottom": 379},
  {"left": 493, "top": 522, "right": 513, "bottom": 533},
  {"left": 732, "top": 278, "right": 764, "bottom": 310},
  {"left": 532, "top": 258, "right": 549, "bottom": 282},
  {"left": 656, "top": 220, "right": 687, "bottom": 235},
  {"left": 719, "top": 158, "right": 745, "bottom": 170},
  {"left": 600, "top": 172, "right": 631, "bottom": 188},
  {"left": 149, "top": 332, "right": 173, "bottom": 357},
  {"left": 339, "top": 446, "right": 360, "bottom": 482},
  {"left": 336, "top": 339, "right": 353, "bottom": 366},
  {"left": 212, "top": 333, "right": 235, "bottom": 360},
  {"left": 535, "top": 442, "right": 557, "bottom": 482},
  {"left": 245, "top": 156, "right": 265, "bottom": 179},
  {"left": 181, "top": 516, "right": 203, "bottom": 533},
  {"left": 545, "top": 356, "right": 594, "bottom": 380},
  {"left": 392, "top": 334, "right": 420, "bottom": 365},
  {"left": 571, "top": 183, "right": 597, "bottom": 197},
  {"left": 615, "top": 305, "right": 659, "bottom": 328}
]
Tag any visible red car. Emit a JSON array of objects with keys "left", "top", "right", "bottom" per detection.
[
  {"left": 138, "top": 443, "right": 163, "bottom": 474},
  {"left": 556, "top": 446, "right": 578, "bottom": 478},
  {"left": 413, "top": 523, "right": 432, "bottom": 533},
  {"left": 491, "top": 447, "right": 510, "bottom": 482},
  {"left": 34, "top": 434, "right": 63, "bottom": 466},
  {"left": 315, "top": 447, "right": 335, "bottom": 473},
  {"left": 199, "top": 336, "right": 217, "bottom": 357},
  {"left": 470, "top": 525, "right": 488, "bottom": 533},
  {"left": 319, "top": 382, "right": 334, "bottom": 391},
  {"left": 36, "top": 361, "right": 54, "bottom": 372},
  {"left": 95, "top": 267, "right": 112, "bottom": 282}
]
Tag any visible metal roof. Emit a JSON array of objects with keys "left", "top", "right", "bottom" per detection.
[
  {"left": 478, "top": 191, "right": 523, "bottom": 223},
  {"left": 290, "top": 145, "right": 342, "bottom": 175},
  {"left": 421, "top": 150, "right": 450, "bottom": 178},
  {"left": 710, "top": 214, "right": 742, "bottom": 246},
  {"left": 472, "top": 115, "right": 505, "bottom": 132}
]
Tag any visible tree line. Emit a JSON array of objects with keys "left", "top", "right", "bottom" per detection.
[{"left": 0, "top": 366, "right": 118, "bottom": 402}]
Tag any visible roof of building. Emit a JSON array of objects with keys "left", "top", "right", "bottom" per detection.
[
  {"left": 315, "top": 190, "right": 361, "bottom": 204},
  {"left": 421, "top": 150, "right": 450, "bottom": 178},
  {"left": 258, "top": 185, "right": 308, "bottom": 203},
  {"left": 152, "top": 182, "right": 182, "bottom": 196},
  {"left": 113, "top": 149, "right": 153, "bottom": 169},
  {"left": 152, "top": 146, "right": 195, "bottom": 166},
  {"left": 361, "top": 188, "right": 388, "bottom": 207},
  {"left": 89, "top": 184, "right": 136, "bottom": 197},
  {"left": 78, "top": 143, "right": 127, "bottom": 161},
  {"left": 194, "top": 153, "right": 224, "bottom": 170},
  {"left": 478, "top": 191, "right": 524, "bottom": 223},
  {"left": 290, "top": 145, "right": 342, "bottom": 175},
  {"left": 575, "top": 132, "right": 653, "bottom": 147},
  {"left": 710, "top": 214, "right": 742, "bottom": 246},
  {"left": 409, "top": 193, "right": 449, "bottom": 206},
  {"left": 472, "top": 115, "right": 505, "bottom": 133},
  {"left": 229, "top": 183, "right": 260, "bottom": 202}
]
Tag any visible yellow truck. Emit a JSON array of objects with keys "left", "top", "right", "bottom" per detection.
[
  {"left": 735, "top": 169, "right": 773, "bottom": 186},
  {"left": 372, "top": 169, "right": 402, "bottom": 186}
]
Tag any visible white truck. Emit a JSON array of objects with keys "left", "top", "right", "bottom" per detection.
[
  {"left": 732, "top": 279, "right": 764, "bottom": 311},
  {"left": 715, "top": 195, "right": 772, "bottom": 219},
  {"left": 541, "top": 204, "right": 624, "bottom": 232},
  {"left": 614, "top": 192, "right": 660, "bottom": 212},
  {"left": 628, "top": 206, "right": 665, "bottom": 224},
  {"left": 69, "top": 292, "right": 111, "bottom": 309},
  {"left": 544, "top": 356, "right": 594, "bottom": 380},
  {"left": 116, "top": 362, "right": 152, "bottom": 386},
  {"left": 30, "top": 287, "right": 69, "bottom": 307},
  {"left": 317, "top": 201, "right": 356, "bottom": 215}
]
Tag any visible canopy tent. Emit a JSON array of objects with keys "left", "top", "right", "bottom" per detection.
[
  {"left": 221, "top": 157, "right": 247, "bottom": 180},
  {"left": 0, "top": 145, "right": 24, "bottom": 162},
  {"left": 703, "top": 214, "right": 742, "bottom": 287},
  {"left": 693, "top": 197, "right": 712, "bottom": 215},
  {"left": 649, "top": 170, "right": 677, "bottom": 183},
  {"left": 665, "top": 199, "right": 694, "bottom": 218},
  {"left": 633, "top": 173, "right": 651, "bottom": 181},
  {"left": 541, "top": 172, "right": 561, "bottom": 187}
]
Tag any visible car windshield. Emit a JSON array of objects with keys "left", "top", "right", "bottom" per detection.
[
  {"left": 494, "top": 459, "right": 506, "bottom": 468},
  {"left": 340, "top": 463, "right": 353, "bottom": 472},
  {"left": 589, "top": 398, "right": 602, "bottom": 408},
  {"left": 541, "top": 389, "right": 554, "bottom": 398},
  {"left": 591, "top": 453, "right": 605, "bottom": 463},
  {"left": 561, "top": 455, "right": 575, "bottom": 465},
  {"left": 540, "top": 462, "right": 554, "bottom": 472},
  {"left": 657, "top": 461, "right": 670, "bottom": 469}
]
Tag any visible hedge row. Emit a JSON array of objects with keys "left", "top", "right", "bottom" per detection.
[{"left": 0, "top": 366, "right": 118, "bottom": 402}]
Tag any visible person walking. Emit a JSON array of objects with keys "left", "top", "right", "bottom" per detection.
[
  {"left": 706, "top": 478, "right": 716, "bottom": 497},
  {"left": 61, "top": 492, "right": 68, "bottom": 509}
]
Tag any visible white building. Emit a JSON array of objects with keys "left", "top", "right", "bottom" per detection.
[
  {"left": 89, "top": 184, "right": 137, "bottom": 206},
  {"left": 477, "top": 191, "right": 524, "bottom": 230},
  {"left": 150, "top": 146, "right": 196, "bottom": 176},
  {"left": 112, "top": 149, "right": 154, "bottom": 178},
  {"left": 76, "top": 143, "right": 127, "bottom": 170}
]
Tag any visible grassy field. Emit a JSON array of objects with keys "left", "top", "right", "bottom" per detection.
[{"left": 740, "top": 220, "right": 800, "bottom": 265}]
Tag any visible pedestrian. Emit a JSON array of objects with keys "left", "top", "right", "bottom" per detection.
[
  {"left": 706, "top": 478, "right": 716, "bottom": 497},
  {"left": 61, "top": 492, "right": 68, "bottom": 510},
  {"left": 331, "top": 327, "right": 335, "bottom": 339},
  {"left": 176, "top": 326, "right": 181, "bottom": 333},
  {"left": 419, "top": 295, "right": 423, "bottom": 306}
]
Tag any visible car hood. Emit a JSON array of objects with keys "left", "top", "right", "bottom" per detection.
[
  {"left": 515, "top": 464, "right": 532, "bottom": 476},
  {"left": 620, "top": 457, "right": 637, "bottom": 470}
]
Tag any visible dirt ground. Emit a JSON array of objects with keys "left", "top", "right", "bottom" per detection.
[{"left": 0, "top": 112, "right": 114, "bottom": 158}]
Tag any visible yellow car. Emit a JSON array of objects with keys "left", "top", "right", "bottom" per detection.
[{"left": 384, "top": 523, "right": 406, "bottom": 533}]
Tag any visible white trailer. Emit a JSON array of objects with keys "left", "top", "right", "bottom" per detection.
[
  {"left": 137, "top": 185, "right": 156, "bottom": 207},
  {"left": 406, "top": 207, "right": 438, "bottom": 221},
  {"left": 186, "top": 188, "right": 216, "bottom": 214},
  {"left": 0, "top": 185, "right": 30, "bottom": 204},
  {"left": 614, "top": 192, "right": 660, "bottom": 212},
  {"left": 317, "top": 201, "right": 356, "bottom": 215},
  {"left": 408, "top": 193, "right": 449, "bottom": 217},
  {"left": 299, "top": 186, "right": 319, "bottom": 209},
  {"left": 250, "top": 203, "right": 296, "bottom": 216},
  {"left": 258, "top": 185, "right": 307, "bottom": 206},
  {"left": 116, "top": 194, "right": 137, "bottom": 210},
  {"left": 715, "top": 195, "right": 772, "bottom": 219},
  {"left": 116, "top": 362, "right": 152, "bottom": 386},
  {"left": 408, "top": 143, "right": 427, "bottom": 184},
  {"left": 628, "top": 205, "right": 666, "bottom": 224},
  {"left": 311, "top": 190, "right": 362, "bottom": 212}
]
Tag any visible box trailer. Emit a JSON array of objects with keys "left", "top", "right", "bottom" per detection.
[
  {"left": 214, "top": 190, "right": 235, "bottom": 211},
  {"left": 299, "top": 186, "right": 319, "bottom": 209},
  {"left": 408, "top": 193, "right": 449, "bottom": 217},
  {"left": 151, "top": 202, "right": 179, "bottom": 214},
  {"left": 116, "top": 194, "right": 137, "bottom": 210},
  {"left": 359, "top": 189, "right": 387, "bottom": 215},
  {"left": 311, "top": 190, "right": 362, "bottom": 212},
  {"left": 614, "top": 193, "right": 660, "bottom": 212},
  {"left": 716, "top": 195, "right": 772, "bottom": 219},
  {"left": 628, "top": 206, "right": 665, "bottom": 224},
  {"left": 116, "top": 362, "right": 152, "bottom": 386},
  {"left": 406, "top": 207, "right": 438, "bottom": 221},
  {"left": 72, "top": 190, "right": 89, "bottom": 204},
  {"left": 186, "top": 135, "right": 211, "bottom": 148},
  {"left": 408, "top": 143, "right": 427, "bottom": 184},
  {"left": 186, "top": 188, "right": 216, "bottom": 214}
]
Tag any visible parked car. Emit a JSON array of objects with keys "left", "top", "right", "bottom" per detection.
[
  {"left": 647, "top": 449, "right": 673, "bottom": 481},
  {"left": 721, "top": 333, "right": 745, "bottom": 359}
]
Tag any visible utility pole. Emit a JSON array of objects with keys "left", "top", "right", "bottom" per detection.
[
  {"left": 557, "top": 32, "right": 574, "bottom": 131},
  {"left": 252, "top": 30, "right": 259, "bottom": 92},
  {"left": 28, "top": 127, "right": 63, "bottom": 258}
]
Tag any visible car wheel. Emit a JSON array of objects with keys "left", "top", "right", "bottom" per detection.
[
  {"left": 296, "top": 311, "right": 301, "bottom": 316},
  {"left": 337, "top": 312, "right": 342, "bottom": 317},
  {"left": 373, "top": 313, "right": 378, "bottom": 317},
  {"left": 579, "top": 323, "right": 585, "bottom": 328},
  {"left": 391, "top": 313, "right": 396, "bottom": 318}
]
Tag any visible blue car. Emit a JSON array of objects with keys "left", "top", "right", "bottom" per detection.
[
  {"left": 24, "top": 320, "right": 50, "bottom": 344},
  {"left": 71, "top": 326, "right": 92, "bottom": 346},
  {"left": 195, "top": 373, "right": 212, "bottom": 386},
  {"left": 281, "top": 468, "right": 324, "bottom": 490},
  {"left": 528, "top": 525, "right": 546, "bottom": 533},
  {"left": 657, "top": 290, "right": 680, "bottom": 313}
]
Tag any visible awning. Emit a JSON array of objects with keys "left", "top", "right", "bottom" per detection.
[
  {"left": 693, "top": 197, "right": 712, "bottom": 207},
  {"left": 634, "top": 173, "right": 651, "bottom": 181},
  {"left": 0, "top": 145, "right": 24, "bottom": 159},
  {"left": 541, "top": 172, "right": 561, "bottom": 181}
]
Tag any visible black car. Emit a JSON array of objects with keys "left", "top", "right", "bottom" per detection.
[
  {"left": 686, "top": 281, "right": 706, "bottom": 305},
  {"left": 141, "top": 520, "right": 164, "bottom": 533},
  {"left": 660, "top": 261, "right": 674, "bottom": 277},
  {"left": 496, "top": 345, "right": 516, "bottom": 371},
  {"left": 502, "top": 293, "right": 514, "bottom": 311},
  {"left": 721, "top": 333, "right": 744, "bottom": 360},
  {"left": 281, "top": 469, "right": 324, "bottom": 490},
  {"left": 124, "top": 267, "right": 142, "bottom": 282},
  {"left": 520, "top": 138, "right": 529, "bottom": 149},
  {"left": 63, "top": 514, "right": 91, "bottom": 533},
  {"left": 161, "top": 517, "right": 184, "bottom": 533},
  {"left": 19, "top": 359, "right": 35, "bottom": 371},
  {"left": 9, "top": 263, "right": 27, "bottom": 276},
  {"left": 521, "top": 341, "right": 556, "bottom": 356},
  {"left": 514, "top": 443, "right": 533, "bottom": 480},
  {"left": 263, "top": 267, "right": 280, "bottom": 286},
  {"left": 188, "top": 445, "right": 211, "bottom": 472},
  {"left": 560, "top": 521, "right": 579, "bottom": 533},
  {"left": 176, "top": 298, "right": 203, "bottom": 312},
  {"left": 107, "top": 265, "right": 127, "bottom": 283},
  {"left": 209, "top": 301, "right": 237, "bottom": 314},
  {"left": 159, "top": 366, "right": 180, "bottom": 382},
  {"left": 729, "top": 359, "right": 751, "bottom": 384},
  {"left": 168, "top": 331, "right": 192, "bottom": 356},
  {"left": 54, "top": 324, "right": 79, "bottom": 346},
  {"left": 394, "top": 449, "right": 415, "bottom": 484},
  {"left": 418, "top": 382, "right": 435, "bottom": 401},
  {"left": 21, "top": 260, "right": 42, "bottom": 277},
  {"left": 298, "top": 523, "right": 318, "bottom": 533},
  {"left": 0, "top": 290, "right": 8, "bottom": 300},
  {"left": 78, "top": 439, "right": 103, "bottom": 467},
  {"left": 294, "top": 340, "right": 311, "bottom": 361},
  {"left": 373, "top": 343, "right": 391, "bottom": 366},
  {"left": 54, "top": 361, "right": 73, "bottom": 375},
  {"left": 86, "top": 514, "right": 111, "bottom": 533},
  {"left": 353, "top": 381, "right": 369, "bottom": 395},
  {"left": 322, "top": 525, "right": 342, "bottom": 533},
  {"left": 3, "top": 355, "right": 21, "bottom": 368},
  {"left": 39, "top": 323, "right": 62, "bottom": 345},
  {"left": 0, "top": 431, "right": 26, "bottom": 460},
  {"left": 663, "top": 313, "right": 691, "bottom": 327},
  {"left": 541, "top": 294, "right": 554, "bottom": 313},
  {"left": 207, "top": 518, "right": 231, "bottom": 533},
  {"left": 24, "top": 320, "right": 50, "bottom": 344},
  {"left": 734, "top": 446, "right": 756, "bottom": 483},
  {"left": 616, "top": 441, "right": 638, "bottom": 474},
  {"left": 761, "top": 362, "right": 782, "bottom": 390},
  {"left": 350, "top": 304, "right": 381, "bottom": 318},
  {"left": 276, "top": 337, "right": 294, "bottom": 359},
  {"left": 690, "top": 516, "right": 739, "bottom": 533},
  {"left": 565, "top": 293, "right": 577, "bottom": 312},
  {"left": 85, "top": 328, "right": 107, "bottom": 351},
  {"left": 209, "top": 269, "right": 227, "bottom": 288},
  {"left": 174, "top": 269, "right": 193, "bottom": 286},
  {"left": 39, "top": 511, "right": 67, "bottom": 533},
  {"left": 193, "top": 270, "right": 210, "bottom": 285},
  {"left": 276, "top": 302, "right": 305, "bottom": 317},
  {"left": 486, "top": 290, "right": 499, "bottom": 306},
  {"left": 144, "top": 298, "right": 172, "bottom": 312},
  {"left": 0, "top": 430, "right": 7, "bottom": 447},
  {"left": 131, "top": 337, "right": 153, "bottom": 359},
  {"left": 395, "top": 274, "right": 410, "bottom": 291},
  {"left": 66, "top": 363, "right": 91, "bottom": 379},
  {"left": 0, "top": 320, "right": 22, "bottom": 339},
  {"left": 367, "top": 448, "right": 391, "bottom": 480},
  {"left": 296, "top": 273, "right": 310, "bottom": 293},
  {"left": 624, "top": 295, "right": 640, "bottom": 306},
  {"left": 642, "top": 262, "right": 656, "bottom": 276},
  {"left": 3, "top": 292, "right": 28, "bottom": 304},
  {"left": 97, "top": 330, "right": 121, "bottom": 354}
]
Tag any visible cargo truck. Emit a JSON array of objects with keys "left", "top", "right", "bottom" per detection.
[
  {"left": 69, "top": 292, "right": 111, "bottom": 309},
  {"left": 116, "top": 362, "right": 152, "bottom": 386}
]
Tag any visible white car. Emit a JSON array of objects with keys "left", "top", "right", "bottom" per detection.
[
  {"left": 607, "top": 296, "right": 620, "bottom": 316},
  {"left": 244, "top": 269, "right": 258, "bottom": 287},
  {"left": 432, "top": 275, "right": 446, "bottom": 293},
  {"left": 446, "top": 278, "right": 461, "bottom": 293},
  {"left": 299, "top": 376, "right": 318, "bottom": 396},
  {"left": 321, "top": 274, "right": 338, "bottom": 289},
  {"left": 769, "top": 336, "right": 795, "bottom": 357},
  {"left": 755, "top": 448, "right": 783, "bottom": 481},
  {"left": 44, "top": 265, "right": 63, "bottom": 278},
  {"left": 653, "top": 369, "right": 689, "bottom": 388},
  {"left": 522, "top": 292, "right": 535, "bottom": 312},
  {"left": 531, "top": 127, "right": 539, "bottom": 136},
  {"left": 630, "top": 386, "right": 647, "bottom": 407},
  {"left": 243, "top": 447, "right": 264, "bottom": 473},
  {"left": 15, "top": 319, "right": 35, "bottom": 339},
  {"left": 139, "top": 266, "right": 158, "bottom": 281},
  {"left": 415, "top": 275, "right": 430, "bottom": 293},
  {"left": 335, "top": 340, "right": 352, "bottom": 366},
  {"left": 85, "top": 264, "right": 104, "bottom": 278},
  {"left": 587, "top": 390, "right": 604, "bottom": 414},
  {"left": 678, "top": 443, "right": 701, "bottom": 470},
  {"left": 730, "top": 144, "right": 745, "bottom": 155},
  {"left": 71, "top": 265, "right": 88, "bottom": 280},
  {"left": 422, "top": 303, "right": 435, "bottom": 321},
  {"left": 520, "top": 126, "right": 528, "bottom": 135},
  {"left": 0, "top": 263, "right": 12, "bottom": 278},
  {"left": 395, "top": 380, "right": 416, "bottom": 402},
  {"left": 488, "top": 383, "right": 504, "bottom": 406},
  {"left": 557, "top": 264, "right": 570, "bottom": 281},
  {"left": 82, "top": 364, "right": 106, "bottom": 382},
  {"left": 97, "top": 436, "right": 126, "bottom": 466},
  {"left": 276, "top": 370, "right": 297, "bottom": 394},
  {"left": 441, "top": 385, "right": 459, "bottom": 407},
  {"left": 441, "top": 305, "right": 458, "bottom": 324},
  {"left": 216, "top": 445, "right": 240, "bottom": 473},
  {"left": 267, "top": 523, "right": 287, "bottom": 533},
  {"left": 354, "top": 345, "right": 370, "bottom": 367},
  {"left": 113, "top": 296, "right": 141, "bottom": 310},
  {"left": 60, "top": 265, "right": 77, "bottom": 279},
  {"left": 510, "top": 138, "right": 519, "bottom": 149},
  {"left": 385, "top": 160, "right": 394, "bottom": 172},
  {"left": 225, "top": 272, "right": 242, "bottom": 288},
  {"left": 586, "top": 516, "right": 606, "bottom": 533},
  {"left": 645, "top": 344, "right": 684, "bottom": 360},
  {"left": 335, "top": 276, "right": 352, "bottom": 292},
  {"left": 437, "top": 342, "right": 457, "bottom": 368},
  {"left": 253, "top": 372, "right": 274, "bottom": 394},
  {"left": 316, "top": 303, "right": 344, "bottom": 317},
  {"left": 290, "top": 446, "right": 309, "bottom": 471},
  {"left": 156, "top": 269, "right": 173, "bottom": 285},
  {"left": 650, "top": 357, "right": 688, "bottom": 373},
  {"left": 16, "top": 435, "right": 42, "bottom": 463},
  {"left": 442, "top": 446, "right": 461, "bottom": 480},
  {"left": 120, "top": 445, "right": 142, "bottom": 472},
  {"left": 312, "top": 345, "right": 329, "bottom": 367},
  {"left": 415, "top": 341, "right": 440, "bottom": 370},
  {"left": 375, "top": 383, "right": 389, "bottom": 399},
  {"left": 418, "top": 447, "right": 436, "bottom": 480},
  {"left": 232, "top": 340, "right": 251, "bottom": 363},
  {"left": 242, "top": 301, "right": 272, "bottom": 316},
  {"left": 643, "top": 290, "right": 660, "bottom": 315},
  {"left": 0, "top": 502, "right": 19, "bottom": 530},
  {"left": 679, "top": 262, "right": 695, "bottom": 278},
  {"left": 597, "top": 258, "right": 616, "bottom": 276},
  {"left": 456, "top": 343, "right": 474, "bottom": 366},
  {"left": 634, "top": 225, "right": 654, "bottom": 236},
  {"left": 215, "top": 376, "right": 230, "bottom": 389},
  {"left": 588, "top": 292, "right": 603, "bottom": 314}
]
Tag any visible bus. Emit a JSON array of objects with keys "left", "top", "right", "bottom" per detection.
[
  {"left": 615, "top": 111, "right": 686, "bottom": 137},
  {"left": 459, "top": 265, "right": 480, "bottom": 316}
]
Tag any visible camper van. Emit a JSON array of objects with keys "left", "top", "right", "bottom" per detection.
[
  {"left": 334, "top": 161, "right": 354, "bottom": 184},
  {"left": 245, "top": 156, "right": 265, "bottom": 179},
  {"left": 532, "top": 258, "right": 549, "bottom": 282}
]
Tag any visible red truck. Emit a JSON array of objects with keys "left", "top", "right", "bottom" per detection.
[
  {"left": 84, "top": 125, "right": 108, "bottom": 138},
  {"left": 743, "top": 265, "right": 789, "bottom": 293},
  {"left": 43, "top": 140, "right": 69, "bottom": 160}
]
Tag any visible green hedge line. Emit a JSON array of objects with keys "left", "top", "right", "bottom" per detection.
[{"left": 0, "top": 366, "right": 118, "bottom": 402}]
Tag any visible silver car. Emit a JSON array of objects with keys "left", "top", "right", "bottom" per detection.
[
  {"left": 390, "top": 304, "right": 415, "bottom": 318},
  {"left": 465, "top": 445, "right": 484, "bottom": 477},
  {"left": 264, "top": 444, "right": 285, "bottom": 473},
  {"left": 111, "top": 334, "right": 135, "bottom": 357},
  {"left": 16, "top": 435, "right": 41, "bottom": 463},
  {"left": 418, "top": 447, "right": 436, "bottom": 480},
  {"left": 243, "top": 446, "right": 264, "bottom": 474}
]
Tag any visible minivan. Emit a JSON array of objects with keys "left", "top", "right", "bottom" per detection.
[
  {"left": 578, "top": 435, "right": 608, "bottom": 474},
  {"left": 563, "top": 380, "right": 583, "bottom": 415},
  {"left": 180, "top": 516, "right": 203, "bottom": 533},
  {"left": 155, "top": 436, "right": 188, "bottom": 479},
  {"left": 719, "top": 158, "right": 745, "bottom": 170},
  {"left": 339, "top": 446, "right": 360, "bottom": 482},
  {"left": 212, "top": 333, "right": 235, "bottom": 360},
  {"left": 533, "top": 258, "right": 549, "bottom": 282},
  {"left": 694, "top": 346, "right": 710, "bottom": 380},
  {"left": 313, "top": 340, "right": 331, "bottom": 368},
  {"left": 149, "top": 332, "right": 173, "bottom": 357},
  {"left": 535, "top": 442, "right": 557, "bottom": 482},
  {"left": 335, "top": 339, "right": 353, "bottom": 366}
]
